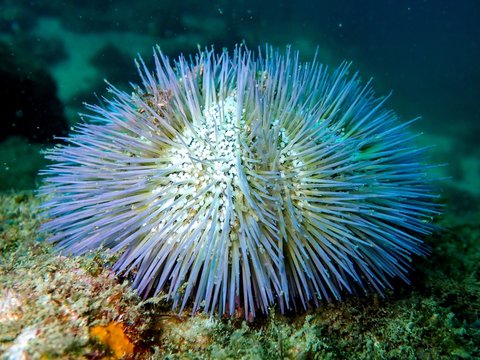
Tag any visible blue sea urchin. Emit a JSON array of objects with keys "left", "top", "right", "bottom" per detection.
[{"left": 39, "top": 46, "right": 439, "bottom": 319}]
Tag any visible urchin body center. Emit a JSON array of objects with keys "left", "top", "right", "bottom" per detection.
[{"left": 151, "top": 95, "right": 245, "bottom": 238}]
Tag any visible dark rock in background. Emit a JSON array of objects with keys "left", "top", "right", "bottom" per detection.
[{"left": 0, "top": 41, "right": 68, "bottom": 143}]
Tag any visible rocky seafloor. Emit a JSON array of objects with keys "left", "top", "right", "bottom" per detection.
[{"left": 0, "top": 189, "right": 479, "bottom": 359}]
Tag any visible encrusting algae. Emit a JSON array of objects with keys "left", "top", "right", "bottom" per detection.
[
  {"left": 0, "top": 193, "right": 150, "bottom": 359},
  {"left": 90, "top": 322, "right": 134, "bottom": 358}
]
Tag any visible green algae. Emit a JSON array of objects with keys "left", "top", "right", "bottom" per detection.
[{"left": 0, "top": 192, "right": 152, "bottom": 359}]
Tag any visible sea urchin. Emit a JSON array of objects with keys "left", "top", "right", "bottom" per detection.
[{"left": 39, "top": 46, "right": 440, "bottom": 319}]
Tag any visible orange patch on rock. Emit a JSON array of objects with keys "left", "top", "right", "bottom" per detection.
[{"left": 90, "top": 322, "right": 134, "bottom": 358}]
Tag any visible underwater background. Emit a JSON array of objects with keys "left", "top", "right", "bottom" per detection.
[{"left": 0, "top": 0, "right": 479, "bottom": 359}]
